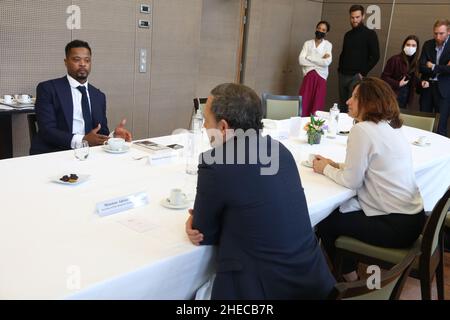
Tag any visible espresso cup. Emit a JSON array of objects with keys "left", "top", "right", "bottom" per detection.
[
  {"left": 3, "top": 95, "right": 13, "bottom": 104},
  {"left": 19, "top": 94, "right": 31, "bottom": 103},
  {"left": 104, "top": 137, "right": 125, "bottom": 151},
  {"left": 308, "top": 154, "right": 317, "bottom": 165},
  {"left": 168, "top": 188, "right": 186, "bottom": 206}
]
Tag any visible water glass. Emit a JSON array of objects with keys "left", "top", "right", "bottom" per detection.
[
  {"left": 74, "top": 140, "right": 89, "bottom": 160},
  {"left": 185, "top": 131, "right": 201, "bottom": 175}
]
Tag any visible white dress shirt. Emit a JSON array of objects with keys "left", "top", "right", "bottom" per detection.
[
  {"left": 323, "top": 121, "right": 424, "bottom": 216},
  {"left": 298, "top": 39, "right": 332, "bottom": 80},
  {"left": 67, "top": 75, "right": 91, "bottom": 149}
]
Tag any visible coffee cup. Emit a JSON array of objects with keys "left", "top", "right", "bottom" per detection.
[
  {"left": 168, "top": 188, "right": 187, "bottom": 206},
  {"left": 308, "top": 154, "right": 316, "bottom": 165},
  {"left": 3, "top": 95, "right": 13, "bottom": 104},
  {"left": 18, "top": 94, "right": 31, "bottom": 103},
  {"left": 104, "top": 137, "right": 125, "bottom": 151},
  {"left": 416, "top": 136, "right": 428, "bottom": 146}
]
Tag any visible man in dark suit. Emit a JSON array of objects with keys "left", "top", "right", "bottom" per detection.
[
  {"left": 185, "top": 83, "right": 335, "bottom": 299},
  {"left": 419, "top": 19, "right": 450, "bottom": 137},
  {"left": 30, "top": 40, "right": 131, "bottom": 155}
]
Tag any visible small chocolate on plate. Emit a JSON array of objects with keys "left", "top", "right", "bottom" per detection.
[{"left": 60, "top": 174, "right": 78, "bottom": 183}]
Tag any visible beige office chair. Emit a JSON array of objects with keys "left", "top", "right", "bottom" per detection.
[
  {"left": 334, "top": 186, "right": 450, "bottom": 300},
  {"left": 400, "top": 111, "right": 439, "bottom": 132},
  {"left": 262, "top": 93, "right": 302, "bottom": 120},
  {"left": 329, "top": 247, "right": 419, "bottom": 300}
]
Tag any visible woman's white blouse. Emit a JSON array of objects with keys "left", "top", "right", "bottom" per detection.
[{"left": 323, "top": 121, "right": 424, "bottom": 216}]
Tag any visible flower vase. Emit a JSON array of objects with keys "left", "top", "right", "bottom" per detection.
[{"left": 307, "top": 131, "right": 322, "bottom": 145}]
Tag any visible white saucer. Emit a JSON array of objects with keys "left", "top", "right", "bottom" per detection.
[
  {"left": 17, "top": 99, "right": 33, "bottom": 104},
  {"left": 0, "top": 98, "right": 17, "bottom": 105},
  {"left": 301, "top": 160, "right": 313, "bottom": 168},
  {"left": 52, "top": 174, "right": 90, "bottom": 185},
  {"left": 160, "top": 198, "right": 190, "bottom": 210},
  {"left": 412, "top": 141, "right": 430, "bottom": 147},
  {"left": 102, "top": 145, "right": 130, "bottom": 154}
]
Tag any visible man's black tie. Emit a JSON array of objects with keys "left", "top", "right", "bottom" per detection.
[{"left": 77, "top": 85, "right": 93, "bottom": 133}]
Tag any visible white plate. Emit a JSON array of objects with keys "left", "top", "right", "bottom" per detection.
[
  {"left": 301, "top": 160, "right": 313, "bottom": 168},
  {"left": 102, "top": 145, "right": 130, "bottom": 154},
  {"left": 412, "top": 141, "right": 431, "bottom": 147},
  {"left": 16, "top": 99, "right": 35, "bottom": 104},
  {"left": 52, "top": 174, "right": 90, "bottom": 185},
  {"left": 160, "top": 198, "right": 190, "bottom": 210}
]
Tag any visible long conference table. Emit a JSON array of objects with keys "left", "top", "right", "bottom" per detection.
[{"left": 1, "top": 115, "right": 450, "bottom": 299}]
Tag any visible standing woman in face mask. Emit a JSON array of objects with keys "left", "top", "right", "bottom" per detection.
[
  {"left": 381, "top": 35, "right": 420, "bottom": 108},
  {"left": 298, "top": 21, "right": 332, "bottom": 117}
]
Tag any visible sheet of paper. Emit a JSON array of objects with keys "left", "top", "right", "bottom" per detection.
[{"left": 118, "top": 217, "right": 157, "bottom": 233}]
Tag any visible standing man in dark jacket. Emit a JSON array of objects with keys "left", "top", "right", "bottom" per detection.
[
  {"left": 338, "top": 5, "right": 380, "bottom": 109},
  {"left": 419, "top": 19, "right": 450, "bottom": 137},
  {"left": 185, "top": 83, "right": 335, "bottom": 300}
]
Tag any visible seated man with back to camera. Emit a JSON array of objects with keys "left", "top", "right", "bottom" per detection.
[{"left": 185, "top": 83, "right": 335, "bottom": 299}]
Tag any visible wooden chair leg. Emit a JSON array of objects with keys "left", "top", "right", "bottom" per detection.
[
  {"left": 419, "top": 265, "right": 432, "bottom": 300},
  {"left": 436, "top": 250, "right": 445, "bottom": 300}
]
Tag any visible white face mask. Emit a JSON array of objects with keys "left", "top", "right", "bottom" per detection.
[{"left": 404, "top": 46, "right": 417, "bottom": 56}]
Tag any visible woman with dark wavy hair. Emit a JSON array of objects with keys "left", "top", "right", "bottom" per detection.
[
  {"left": 381, "top": 35, "right": 421, "bottom": 108},
  {"left": 313, "top": 77, "right": 425, "bottom": 282}
]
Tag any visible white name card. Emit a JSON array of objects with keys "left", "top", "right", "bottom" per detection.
[
  {"left": 96, "top": 192, "right": 149, "bottom": 217},
  {"left": 147, "top": 152, "right": 177, "bottom": 166}
]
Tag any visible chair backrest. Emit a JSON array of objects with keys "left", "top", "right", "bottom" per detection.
[
  {"left": 27, "top": 113, "right": 38, "bottom": 143},
  {"left": 329, "top": 247, "right": 419, "bottom": 300},
  {"left": 400, "top": 111, "right": 439, "bottom": 132},
  {"left": 421, "top": 186, "right": 450, "bottom": 258},
  {"left": 445, "top": 212, "right": 450, "bottom": 229},
  {"left": 261, "top": 93, "right": 301, "bottom": 120}
]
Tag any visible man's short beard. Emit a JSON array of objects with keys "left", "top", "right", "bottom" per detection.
[{"left": 75, "top": 74, "right": 88, "bottom": 82}]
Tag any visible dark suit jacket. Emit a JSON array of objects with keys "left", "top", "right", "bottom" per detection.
[
  {"left": 419, "top": 38, "right": 450, "bottom": 98},
  {"left": 30, "top": 76, "right": 109, "bottom": 155},
  {"left": 193, "top": 133, "right": 335, "bottom": 299}
]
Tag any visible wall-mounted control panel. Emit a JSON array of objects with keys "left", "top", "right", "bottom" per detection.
[
  {"left": 140, "top": 4, "right": 151, "bottom": 14},
  {"left": 138, "top": 20, "right": 150, "bottom": 28}
]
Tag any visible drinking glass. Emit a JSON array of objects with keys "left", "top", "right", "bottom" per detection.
[
  {"left": 74, "top": 140, "right": 89, "bottom": 160},
  {"left": 185, "top": 131, "right": 201, "bottom": 175}
]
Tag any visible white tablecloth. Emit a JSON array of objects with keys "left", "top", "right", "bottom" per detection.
[
  {"left": 268, "top": 115, "right": 450, "bottom": 220},
  {"left": 1, "top": 117, "right": 449, "bottom": 299}
]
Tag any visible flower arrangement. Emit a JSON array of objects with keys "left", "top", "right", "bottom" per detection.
[{"left": 304, "top": 114, "right": 326, "bottom": 145}]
